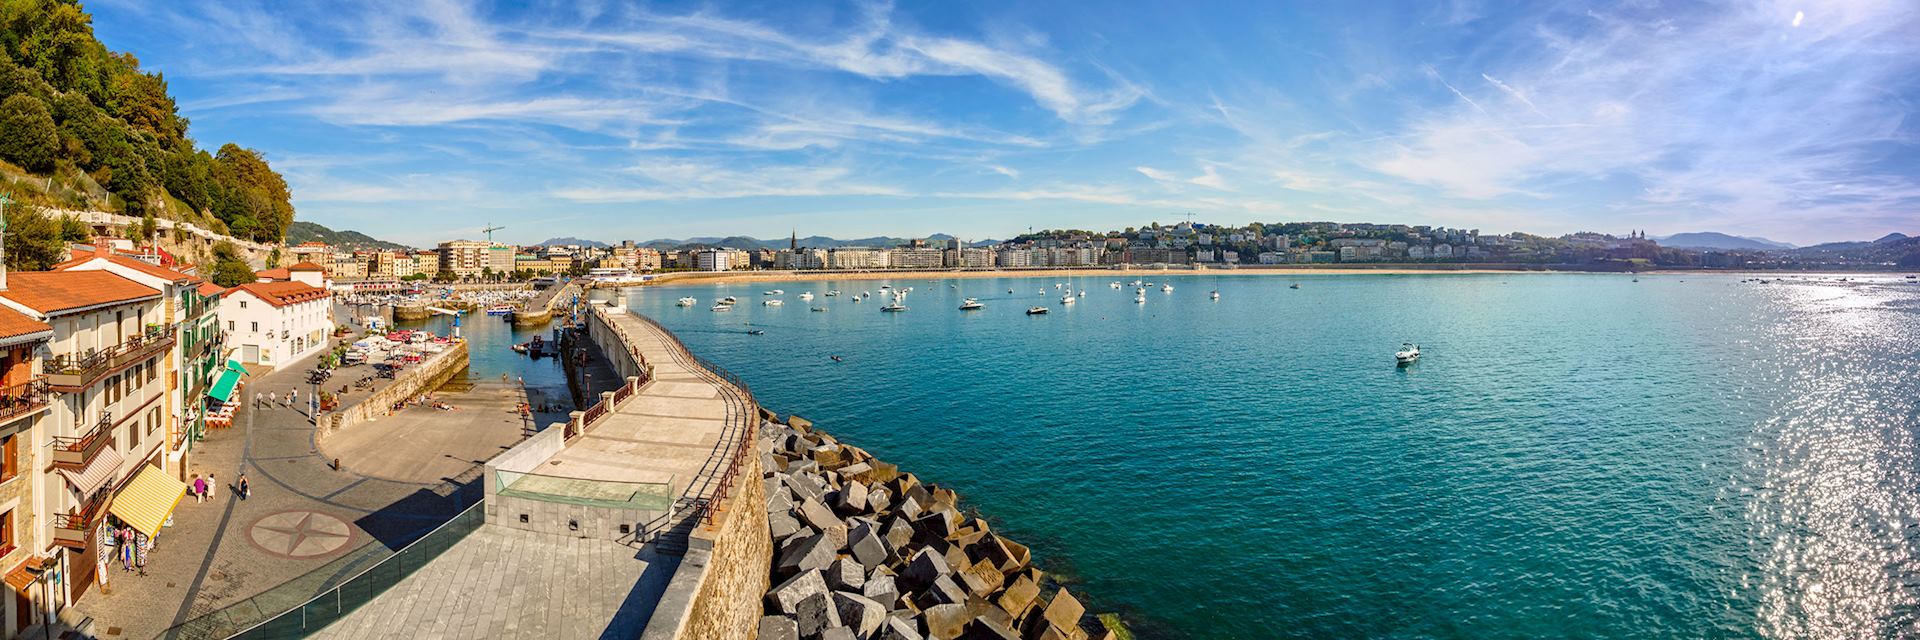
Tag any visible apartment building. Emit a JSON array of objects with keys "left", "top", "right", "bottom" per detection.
[
  {"left": 220, "top": 280, "right": 330, "bottom": 365},
  {"left": 0, "top": 306, "right": 53, "bottom": 633}
]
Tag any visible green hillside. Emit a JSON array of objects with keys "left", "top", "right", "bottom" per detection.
[
  {"left": 0, "top": 0, "right": 293, "bottom": 242},
  {"left": 286, "top": 220, "right": 412, "bottom": 252}
]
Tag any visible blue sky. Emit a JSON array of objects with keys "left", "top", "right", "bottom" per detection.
[{"left": 90, "top": 0, "right": 1920, "bottom": 247}]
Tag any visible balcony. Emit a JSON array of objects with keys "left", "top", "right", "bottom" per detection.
[
  {"left": 52, "top": 492, "right": 110, "bottom": 550},
  {"left": 51, "top": 415, "right": 113, "bottom": 470},
  {"left": 0, "top": 376, "right": 50, "bottom": 424},
  {"left": 47, "top": 323, "right": 177, "bottom": 392}
]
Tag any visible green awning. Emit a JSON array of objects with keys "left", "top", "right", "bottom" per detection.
[
  {"left": 207, "top": 367, "right": 243, "bottom": 403},
  {"left": 226, "top": 359, "right": 248, "bottom": 375}
]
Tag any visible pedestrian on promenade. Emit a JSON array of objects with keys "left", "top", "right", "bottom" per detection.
[
  {"left": 269, "top": 391, "right": 278, "bottom": 407},
  {"left": 238, "top": 472, "right": 251, "bottom": 500},
  {"left": 290, "top": 388, "right": 299, "bottom": 406},
  {"left": 207, "top": 473, "right": 218, "bottom": 501},
  {"left": 191, "top": 474, "right": 205, "bottom": 503}
]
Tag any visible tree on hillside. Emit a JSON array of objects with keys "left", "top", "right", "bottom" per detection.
[
  {"left": 214, "top": 144, "right": 293, "bottom": 242},
  {"left": 0, "top": 93, "right": 58, "bottom": 172},
  {"left": 265, "top": 246, "right": 280, "bottom": 269},
  {"left": 135, "top": 213, "right": 156, "bottom": 245},
  {"left": 55, "top": 213, "right": 88, "bottom": 243},
  {"left": 4, "top": 206, "right": 66, "bottom": 271},
  {"left": 208, "top": 241, "right": 254, "bottom": 287}
]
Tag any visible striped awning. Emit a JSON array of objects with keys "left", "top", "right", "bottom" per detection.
[
  {"left": 108, "top": 465, "right": 187, "bottom": 537},
  {"left": 54, "top": 446, "right": 124, "bottom": 496}
]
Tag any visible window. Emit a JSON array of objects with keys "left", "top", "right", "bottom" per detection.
[
  {"left": 148, "top": 407, "right": 160, "bottom": 435},
  {"left": 128, "top": 417, "right": 140, "bottom": 449},
  {"left": 251, "top": 322, "right": 259, "bottom": 332},
  {"left": 0, "top": 509, "right": 12, "bottom": 554},
  {"left": 147, "top": 358, "right": 158, "bottom": 383},
  {"left": 1, "top": 435, "right": 14, "bottom": 481},
  {"left": 107, "top": 375, "right": 120, "bottom": 403},
  {"left": 239, "top": 300, "right": 248, "bottom": 309},
  {"left": 227, "top": 321, "right": 235, "bottom": 331}
]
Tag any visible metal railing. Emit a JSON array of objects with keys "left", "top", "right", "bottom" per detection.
[
  {"left": 51, "top": 414, "right": 113, "bottom": 468},
  {"left": 47, "top": 323, "right": 177, "bottom": 389},
  {"left": 0, "top": 376, "right": 50, "bottom": 422},
  {"left": 494, "top": 470, "right": 673, "bottom": 511},
  {"left": 624, "top": 310, "right": 759, "bottom": 527},
  {"left": 53, "top": 492, "right": 110, "bottom": 548},
  {"left": 163, "top": 501, "right": 486, "bottom": 640}
]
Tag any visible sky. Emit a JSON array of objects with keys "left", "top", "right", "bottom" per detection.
[{"left": 88, "top": 0, "right": 1920, "bottom": 247}]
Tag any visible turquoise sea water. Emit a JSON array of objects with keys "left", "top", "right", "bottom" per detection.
[{"left": 620, "top": 273, "right": 1920, "bottom": 638}]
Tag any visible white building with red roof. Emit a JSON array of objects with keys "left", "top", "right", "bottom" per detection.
[{"left": 219, "top": 281, "right": 331, "bottom": 365}]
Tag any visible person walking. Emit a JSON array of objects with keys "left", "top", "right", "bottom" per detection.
[
  {"left": 238, "top": 472, "right": 251, "bottom": 500},
  {"left": 290, "top": 388, "right": 299, "bottom": 406},
  {"left": 190, "top": 474, "right": 205, "bottom": 503},
  {"left": 269, "top": 391, "right": 278, "bottom": 408},
  {"left": 207, "top": 473, "right": 218, "bottom": 501}
]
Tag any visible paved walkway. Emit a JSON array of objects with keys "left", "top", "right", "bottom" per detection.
[
  {"left": 307, "top": 527, "right": 678, "bottom": 640},
  {"left": 74, "top": 343, "right": 545, "bottom": 640},
  {"left": 323, "top": 380, "right": 560, "bottom": 485}
]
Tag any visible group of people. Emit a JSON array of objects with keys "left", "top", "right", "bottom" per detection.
[
  {"left": 189, "top": 471, "right": 250, "bottom": 503},
  {"left": 109, "top": 525, "right": 150, "bottom": 573},
  {"left": 254, "top": 388, "right": 302, "bottom": 409}
]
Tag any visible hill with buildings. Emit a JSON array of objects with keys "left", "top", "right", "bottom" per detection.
[
  {"left": 0, "top": 0, "right": 296, "bottom": 243},
  {"left": 1654, "top": 232, "right": 1796, "bottom": 251},
  {"left": 286, "top": 221, "right": 412, "bottom": 252},
  {"left": 635, "top": 233, "right": 964, "bottom": 250},
  {"left": 534, "top": 237, "right": 608, "bottom": 248}
]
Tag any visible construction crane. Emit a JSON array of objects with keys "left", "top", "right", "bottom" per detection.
[{"left": 482, "top": 223, "right": 506, "bottom": 243}]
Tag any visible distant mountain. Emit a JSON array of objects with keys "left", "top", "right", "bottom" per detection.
[
  {"left": 286, "top": 221, "right": 413, "bottom": 252},
  {"left": 1655, "top": 232, "right": 1796, "bottom": 251},
  {"left": 1874, "top": 232, "right": 1911, "bottom": 244},
  {"left": 536, "top": 237, "right": 610, "bottom": 248},
  {"left": 1792, "top": 232, "right": 1920, "bottom": 266},
  {"left": 635, "top": 234, "right": 963, "bottom": 250}
]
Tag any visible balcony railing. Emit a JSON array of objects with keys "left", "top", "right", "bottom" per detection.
[
  {"left": 47, "top": 323, "right": 177, "bottom": 391},
  {"left": 0, "top": 376, "right": 50, "bottom": 423},
  {"left": 51, "top": 414, "right": 113, "bottom": 470},
  {"left": 52, "top": 492, "right": 111, "bottom": 549}
]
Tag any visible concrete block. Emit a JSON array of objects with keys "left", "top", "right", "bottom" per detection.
[
  {"left": 784, "top": 471, "right": 823, "bottom": 501},
  {"left": 957, "top": 560, "right": 1004, "bottom": 597},
  {"left": 837, "top": 479, "right": 870, "bottom": 514},
  {"left": 862, "top": 573, "right": 901, "bottom": 611},
  {"left": 770, "top": 511, "right": 803, "bottom": 541},
  {"left": 883, "top": 516, "right": 917, "bottom": 556},
  {"left": 995, "top": 575, "right": 1040, "bottom": 620},
  {"left": 874, "top": 616, "right": 924, "bottom": 640},
  {"left": 901, "top": 548, "right": 953, "bottom": 591},
  {"left": 913, "top": 509, "right": 960, "bottom": 541},
  {"left": 1041, "top": 588, "right": 1086, "bottom": 633},
  {"left": 849, "top": 519, "right": 891, "bottom": 570},
  {"left": 787, "top": 458, "right": 821, "bottom": 478},
  {"left": 820, "top": 628, "right": 856, "bottom": 640},
  {"left": 811, "top": 445, "right": 845, "bottom": 468},
  {"left": 767, "top": 486, "right": 795, "bottom": 515},
  {"left": 758, "top": 615, "right": 800, "bottom": 640},
  {"left": 833, "top": 591, "right": 887, "bottom": 638},
  {"left": 767, "top": 570, "right": 830, "bottom": 615},
  {"left": 931, "top": 487, "right": 958, "bottom": 512},
  {"left": 798, "top": 497, "right": 841, "bottom": 532},
  {"left": 896, "top": 496, "right": 924, "bottom": 520},
  {"left": 868, "top": 487, "right": 893, "bottom": 515},
  {"left": 825, "top": 557, "right": 866, "bottom": 592},
  {"left": 921, "top": 603, "right": 971, "bottom": 640},
  {"left": 919, "top": 574, "right": 968, "bottom": 607},
  {"left": 777, "top": 533, "right": 836, "bottom": 576},
  {"left": 840, "top": 461, "right": 874, "bottom": 482},
  {"left": 961, "top": 617, "right": 1019, "bottom": 640},
  {"left": 796, "top": 591, "right": 842, "bottom": 638}
]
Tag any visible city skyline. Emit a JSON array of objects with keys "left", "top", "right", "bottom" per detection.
[{"left": 89, "top": 0, "right": 1920, "bottom": 247}]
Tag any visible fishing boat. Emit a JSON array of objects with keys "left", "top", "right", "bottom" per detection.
[
  {"left": 676, "top": 297, "right": 697, "bottom": 307},
  {"left": 484, "top": 305, "right": 513, "bottom": 316},
  {"left": 799, "top": 292, "right": 814, "bottom": 300},
  {"left": 959, "top": 298, "right": 984, "bottom": 310},
  {"left": 1396, "top": 343, "right": 1421, "bottom": 365},
  {"left": 764, "top": 299, "right": 783, "bottom": 306},
  {"left": 1027, "top": 306, "right": 1049, "bottom": 315},
  {"left": 747, "top": 329, "right": 766, "bottom": 335}
]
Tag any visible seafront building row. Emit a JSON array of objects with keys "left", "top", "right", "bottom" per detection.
[{"left": 0, "top": 231, "right": 332, "bottom": 634}]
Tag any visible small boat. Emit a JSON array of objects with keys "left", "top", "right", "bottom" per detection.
[
  {"left": 511, "top": 343, "right": 528, "bottom": 353},
  {"left": 799, "top": 292, "right": 814, "bottom": 300},
  {"left": 879, "top": 285, "right": 892, "bottom": 290},
  {"left": 1078, "top": 291, "right": 1086, "bottom": 297},
  {"left": 1210, "top": 290, "right": 1220, "bottom": 300},
  {"left": 676, "top": 297, "right": 697, "bottom": 307},
  {"left": 747, "top": 329, "right": 766, "bottom": 335},
  {"left": 719, "top": 296, "right": 738, "bottom": 305},
  {"left": 830, "top": 355, "right": 843, "bottom": 363},
  {"left": 1135, "top": 287, "right": 1145, "bottom": 295},
  {"left": 959, "top": 298, "right": 983, "bottom": 310},
  {"left": 1395, "top": 343, "right": 1421, "bottom": 365},
  {"left": 825, "top": 290, "right": 840, "bottom": 297},
  {"left": 763, "top": 299, "right": 783, "bottom": 306},
  {"left": 1061, "top": 295, "right": 1076, "bottom": 305},
  {"left": 711, "top": 305, "right": 732, "bottom": 312},
  {"left": 1110, "top": 282, "right": 1122, "bottom": 289},
  {"left": 881, "top": 303, "right": 908, "bottom": 312},
  {"left": 811, "top": 306, "right": 828, "bottom": 312},
  {"left": 763, "top": 290, "right": 782, "bottom": 296},
  {"left": 1134, "top": 295, "right": 1146, "bottom": 303},
  {"left": 1008, "top": 289, "right": 1014, "bottom": 294},
  {"left": 1161, "top": 284, "right": 1174, "bottom": 293},
  {"left": 1289, "top": 283, "right": 1300, "bottom": 289},
  {"left": 852, "top": 296, "right": 864, "bottom": 303},
  {"left": 485, "top": 305, "right": 513, "bottom": 316},
  {"left": 1027, "top": 306, "right": 1049, "bottom": 315}
]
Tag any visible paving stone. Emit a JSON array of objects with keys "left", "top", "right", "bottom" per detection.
[
  {"left": 758, "top": 615, "right": 800, "bottom": 640},
  {"left": 833, "top": 591, "right": 887, "bottom": 637},
  {"left": 795, "top": 592, "right": 842, "bottom": 638},
  {"left": 825, "top": 557, "right": 866, "bottom": 592},
  {"left": 767, "top": 570, "right": 832, "bottom": 615}
]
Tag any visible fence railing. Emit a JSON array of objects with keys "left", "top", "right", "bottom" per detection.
[
  {"left": 495, "top": 470, "right": 673, "bottom": 511},
  {"left": 0, "top": 376, "right": 49, "bottom": 422},
  {"left": 625, "top": 310, "right": 759, "bottom": 527},
  {"left": 159, "top": 501, "right": 485, "bottom": 640}
]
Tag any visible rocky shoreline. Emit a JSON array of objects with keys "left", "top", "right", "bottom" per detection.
[{"left": 758, "top": 415, "right": 1118, "bottom": 640}]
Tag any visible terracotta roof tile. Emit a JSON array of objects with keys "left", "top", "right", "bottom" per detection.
[
  {"left": 0, "top": 271, "right": 161, "bottom": 316},
  {"left": 224, "top": 281, "right": 329, "bottom": 308},
  {"left": 196, "top": 282, "right": 226, "bottom": 297},
  {"left": 287, "top": 262, "right": 325, "bottom": 272},
  {"left": 0, "top": 306, "right": 52, "bottom": 341},
  {"left": 51, "top": 251, "right": 202, "bottom": 285},
  {"left": 255, "top": 268, "right": 291, "bottom": 281}
]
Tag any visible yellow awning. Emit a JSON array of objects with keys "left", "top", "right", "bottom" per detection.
[{"left": 108, "top": 465, "right": 187, "bottom": 537}]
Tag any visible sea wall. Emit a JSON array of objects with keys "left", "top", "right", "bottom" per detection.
[
  {"left": 316, "top": 340, "right": 469, "bottom": 445},
  {"left": 757, "top": 416, "right": 1110, "bottom": 640},
  {"left": 674, "top": 445, "right": 771, "bottom": 640},
  {"left": 585, "top": 304, "right": 648, "bottom": 380}
]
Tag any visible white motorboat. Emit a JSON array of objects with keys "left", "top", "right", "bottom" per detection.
[
  {"left": 881, "top": 302, "right": 908, "bottom": 312},
  {"left": 881, "top": 290, "right": 908, "bottom": 312},
  {"left": 1061, "top": 295, "right": 1075, "bottom": 305},
  {"left": 764, "top": 289, "right": 783, "bottom": 295},
  {"left": 764, "top": 299, "right": 783, "bottom": 306},
  {"left": 1027, "top": 306, "right": 1049, "bottom": 315},
  {"left": 1134, "top": 295, "right": 1146, "bottom": 304},
  {"left": 719, "top": 296, "right": 738, "bottom": 305},
  {"left": 811, "top": 306, "right": 828, "bottom": 312},
  {"left": 677, "top": 297, "right": 697, "bottom": 307},
  {"left": 799, "top": 292, "right": 814, "bottom": 300},
  {"left": 825, "top": 290, "right": 840, "bottom": 297},
  {"left": 711, "top": 305, "right": 732, "bottom": 312},
  {"left": 1078, "top": 290, "right": 1086, "bottom": 297},
  {"left": 1210, "top": 291, "right": 1220, "bottom": 300},
  {"left": 1135, "top": 287, "right": 1146, "bottom": 295},
  {"left": 1396, "top": 343, "right": 1421, "bottom": 365},
  {"left": 1161, "top": 284, "right": 1174, "bottom": 293},
  {"left": 1110, "top": 282, "right": 1122, "bottom": 289},
  {"left": 959, "top": 298, "right": 984, "bottom": 310}
]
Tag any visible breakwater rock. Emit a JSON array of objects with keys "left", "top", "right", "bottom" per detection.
[{"left": 759, "top": 417, "right": 1113, "bottom": 640}]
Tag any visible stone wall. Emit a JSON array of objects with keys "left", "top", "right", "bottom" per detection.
[
  {"left": 315, "top": 341, "right": 469, "bottom": 446},
  {"left": 586, "top": 305, "right": 647, "bottom": 380},
  {"left": 677, "top": 451, "right": 771, "bottom": 640}
]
